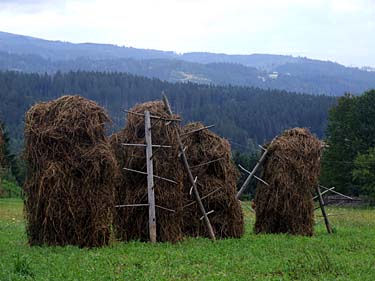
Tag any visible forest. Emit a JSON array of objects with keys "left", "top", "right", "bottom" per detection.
[
  {"left": 2, "top": 71, "right": 373, "bottom": 199},
  {"left": 0, "top": 70, "right": 336, "bottom": 153},
  {"left": 1, "top": 50, "right": 374, "bottom": 97},
  {"left": 1, "top": 31, "right": 375, "bottom": 97},
  {"left": 321, "top": 90, "right": 375, "bottom": 200}
]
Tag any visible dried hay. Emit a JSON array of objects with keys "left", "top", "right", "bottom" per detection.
[
  {"left": 181, "top": 122, "right": 244, "bottom": 238},
  {"left": 24, "top": 95, "right": 117, "bottom": 247},
  {"left": 254, "top": 127, "right": 321, "bottom": 236},
  {"left": 110, "top": 101, "right": 184, "bottom": 242}
]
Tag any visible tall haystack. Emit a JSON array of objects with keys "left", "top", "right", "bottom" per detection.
[
  {"left": 181, "top": 122, "right": 244, "bottom": 238},
  {"left": 254, "top": 128, "right": 321, "bottom": 236},
  {"left": 111, "top": 101, "right": 185, "bottom": 242},
  {"left": 24, "top": 95, "right": 117, "bottom": 247}
]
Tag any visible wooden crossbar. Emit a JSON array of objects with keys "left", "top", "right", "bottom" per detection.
[
  {"left": 162, "top": 94, "right": 216, "bottom": 240},
  {"left": 123, "top": 109, "right": 181, "bottom": 122},
  {"left": 180, "top": 124, "right": 215, "bottom": 137},
  {"left": 236, "top": 149, "right": 268, "bottom": 199},
  {"left": 123, "top": 167, "right": 178, "bottom": 184}
]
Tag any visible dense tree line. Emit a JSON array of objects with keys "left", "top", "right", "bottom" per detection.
[
  {"left": 2, "top": 50, "right": 375, "bottom": 97},
  {"left": 0, "top": 71, "right": 336, "bottom": 154},
  {"left": 320, "top": 90, "right": 375, "bottom": 201},
  {"left": 0, "top": 121, "right": 24, "bottom": 189}
]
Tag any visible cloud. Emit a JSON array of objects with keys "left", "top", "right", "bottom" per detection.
[
  {"left": 0, "top": 0, "right": 67, "bottom": 13},
  {"left": 0, "top": 0, "right": 374, "bottom": 66},
  {"left": 330, "top": 0, "right": 370, "bottom": 13}
]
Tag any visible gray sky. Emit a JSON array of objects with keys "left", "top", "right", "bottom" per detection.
[{"left": 0, "top": 0, "right": 374, "bottom": 67}]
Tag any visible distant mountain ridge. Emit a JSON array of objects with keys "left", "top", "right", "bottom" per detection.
[
  {"left": 0, "top": 31, "right": 301, "bottom": 66},
  {"left": 0, "top": 31, "right": 177, "bottom": 61},
  {"left": 1, "top": 31, "right": 375, "bottom": 96}
]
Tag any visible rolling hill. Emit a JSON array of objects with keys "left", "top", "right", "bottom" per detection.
[{"left": 1, "top": 31, "right": 374, "bottom": 96}]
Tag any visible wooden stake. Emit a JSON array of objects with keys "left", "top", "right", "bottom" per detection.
[
  {"left": 190, "top": 157, "right": 224, "bottom": 169},
  {"left": 180, "top": 124, "right": 215, "bottom": 137},
  {"left": 155, "top": 205, "right": 176, "bottom": 213},
  {"left": 123, "top": 109, "right": 181, "bottom": 122},
  {"left": 319, "top": 185, "right": 354, "bottom": 200},
  {"left": 122, "top": 143, "right": 172, "bottom": 148},
  {"left": 123, "top": 167, "right": 177, "bottom": 184},
  {"left": 253, "top": 175, "right": 270, "bottom": 186},
  {"left": 236, "top": 149, "right": 268, "bottom": 199},
  {"left": 145, "top": 110, "right": 157, "bottom": 243},
  {"left": 313, "top": 187, "right": 335, "bottom": 200},
  {"left": 316, "top": 185, "right": 333, "bottom": 234},
  {"left": 162, "top": 94, "right": 216, "bottom": 240},
  {"left": 115, "top": 203, "right": 149, "bottom": 208},
  {"left": 182, "top": 186, "right": 223, "bottom": 209}
]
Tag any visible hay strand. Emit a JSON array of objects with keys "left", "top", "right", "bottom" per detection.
[
  {"left": 111, "top": 101, "right": 184, "bottom": 242},
  {"left": 181, "top": 122, "right": 244, "bottom": 238},
  {"left": 23, "top": 95, "right": 117, "bottom": 247},
  {"left": 254, "top": 127, "right": 322, "bottom": 236}
]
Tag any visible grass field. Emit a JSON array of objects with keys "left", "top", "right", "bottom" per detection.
[{"left": 0, "top": 198, "right": 374, "bottom": 280}]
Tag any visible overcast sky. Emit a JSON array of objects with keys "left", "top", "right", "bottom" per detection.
[{"left": 0, "top": 0, "right": 374, "bottom": 67}]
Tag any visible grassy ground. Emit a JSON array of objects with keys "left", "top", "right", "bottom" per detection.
[{"left": 0, "top": 199, "right": 374, "bottom": 280}]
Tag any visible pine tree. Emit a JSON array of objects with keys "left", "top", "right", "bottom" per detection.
[
  {"left": 0, "top": 121, "right": 24, "bottom": 185},
  {"left": 321, "top": 90, "right": 375, "bottom": 195},
  {"left": 353, "top": 147, "right": 375, "bottom": 203}
]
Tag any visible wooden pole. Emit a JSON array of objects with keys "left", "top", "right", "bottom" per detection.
[
  {"left": 316, "top": 185, "right": 333, "bottom": 234},
  {"left": 162, "top": 94, "right": 216, "bottom": 240},
  {"left": 236, "top": 149, "right": 268, "bottom": 199},
  {"left": 123, "top": 109, "right": 181, "bottom": 122},
  {"left": 122, "top": 143, "right": 172, "bottom": 148},
  {"left": 319, "top": 185, "right": 354, "bottom": 200},
  {"left": 123, "top": 167, "right": 178, "bottom": 184},
  {"left": 180, "top": 124, "right": 215, "bottom": 137},
  {"left": 115, "top": 203, "right": 149, "bottom": 208},
  {"left": 313, "top": 187, "right": 335, "bottom": 200},
  {"left": 182, "top": 186, "right": 223, "bottom": 209},
  {"left": 145, "top": 110, "right": 157, "bottom": 243},
  {"left": 190, "top": 158, "right": 224, "bottom": 169}
]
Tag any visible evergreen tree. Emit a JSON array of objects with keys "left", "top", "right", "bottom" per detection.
[
  {"left": 321, "top": 90, "right": 375, "bottom": 195},
  {"left": 0, "top": 121, "right": 23, "bottom": 185},
  {"left": 0, "top": 70, "right": 336, "bottom": 154},
  {"left": 353, "top": 147, "right": 375, "bottom": 203}
]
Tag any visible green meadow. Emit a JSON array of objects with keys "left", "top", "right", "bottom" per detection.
[{"left": 0, "top": 198, "right": 374, "bottom": 280}]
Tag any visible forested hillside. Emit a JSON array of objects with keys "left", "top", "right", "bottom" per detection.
[
  {"left": 0, "top": 71, "right": 336, "bottom": 152},
  {"left": 1, "top": 31, "right": 375, "bottom": 96}
]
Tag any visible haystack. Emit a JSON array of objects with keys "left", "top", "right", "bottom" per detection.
[
  {"left": 24, "top": 95, "right": 117, "bottom": 247},
  {"left": 181, "top": 122, "right": 244, "bottom": 238},
  {"left": 111, "top": 101, "right": 184, "bottom": 242},
  {"left": 254, "top": 128, "right": 321, "bottom": 236}
]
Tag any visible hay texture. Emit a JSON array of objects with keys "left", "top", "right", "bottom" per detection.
[
  {"left": 254, "top": 128, "right": 321, "bottom": 236},
  {"left": 111, "top": 101, "right": 184, "bottom": 242},
  {"left": 181, "top": 122, "right": 244, "bottom": 238},
  {"left": 24, "top": 95, "right": 117, "bottom": 247}
]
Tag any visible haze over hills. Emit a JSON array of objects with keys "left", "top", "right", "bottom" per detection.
[
  {"left": 1, "top": 31, "right": 375, "bottom": 96},
  {"left": 0, "top": 31, "right": 301, "bottom": 66}
]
